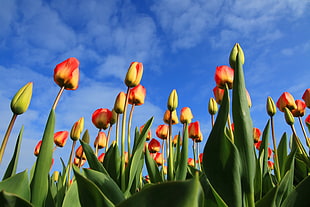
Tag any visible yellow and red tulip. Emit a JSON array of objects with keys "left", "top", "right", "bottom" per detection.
[
  {"left": 276, "top": 92, "right": 297, "bottom": 112},
  {"left": 98, "top": 153, "right": 105, "bottom": 163},
  {"left": 188, "top": 121, "right": 202, "bottom": 139},
  {"left": 124, "top": 62, "right": 143, "bottom": 88},
  {"left": 75, "top": 145, "right": 86, "bottom": 160},
  {"left": 163, "top": 110, "right": 179, "bottom": 125},
  {"left": 70, "top": 117, "right": 84, "bottom": 141},
  {"left": 34, "top": 140, "right": 42, "bottom": 157},
  {"left": 94, "top": 131, "right": 107, "bottom": 149},
  {"left": 214, "top": 65, "right": 234, "bottom": 89},
  {"left": 156, "top": 124, "right": 169, "bottom": 140},
  {"left": 291, "top": 99, "right": 306, "bottom": 117},
  {"left": 148, "top": 138, "right": 161, "bottom": 153},
  {"left": 253, "top": 128, "right": 261, "bottom": 143},
  {"left": 54, "top": 57, "right": 80, "bottom": 90},
  {"left": 128, "top": 84, "right": 146, "bottom": 106},
  {"left": 92, "top": 108, "right": 112, "bottom": 130},
  {"left": 213, "top": 86, "right": 224, "bottom": 104},
  {"left": 114, "top": 92, "right": 127, "bottom": 114},
  {"left": 180, "top": 107, "right": 193, "bottom": 124},
  {"left": 302, "top": 88, "right": 310, "bottom": 108},
  {"left": 54, "top": 131, "right": 69, "bottom": 148}
]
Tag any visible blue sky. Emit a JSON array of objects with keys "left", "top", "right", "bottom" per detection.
[{"left": 0, "top": 0, "right": 310, "bottom": 176}]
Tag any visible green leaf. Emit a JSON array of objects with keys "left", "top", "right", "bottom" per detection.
[
  {"left": 0, "top": 191, "right": 33, "bottom": 207},
  {"left": 202, "top": 85, "right": 242, "bottom": 207},
  {"left": 144, "top": 147, "right": 163, "bottom": 183},
  {"left": 277, "top": 133, "right": 288, "bottom": 178},
  {"left": 103, "top": 141, "right": 121, "bottom": 185},
  {"left": 0, "top": 170, "right": 30, "bottom": 201},
  {"left": 232, "top": 53, "right": 256, "bottom": 205},
  {"left": 73, "top": 166, "right": 114, "bottom": 207},
  {"left": 30, "top": 109, "right": 55, "bottom": 207},
  {"left": 117, "top": 175, "right": 204, "bottom": 207},
  {"left": 2, "top": 126, "right": 24, "bottom": 180},
  {"left": 62, "top": 181, "right": 81, "bottom": 207},
  {"left": 83, "top": 168, "right": 125, "bottom": 205},
  {"left": 258, "top": 120, "right": 270, "bottom": 177},
  {"left": 175, "top": 123, "right": 189, "bottom": 180}
]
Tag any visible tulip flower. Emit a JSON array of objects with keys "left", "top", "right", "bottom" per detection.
[
  {"left": 54, "top": 57, "right": 80, "bottom": 90},
  {"left": 213, "top": 86, "right": 224, "bottom": 104},
  {"left": 306, "top": 115, "right": 310, "bottom": 128},
  {"left": 148, "top": 138, "right": 161, "bottom": 153},
  {"left": 284, "top": 107, "right": 295, "bottom": 126},
  {"left": 188, "top": 158, "right": 195, "bottom": 167},
  {"left": 128, "top": 84, "right": 146, "bottom": 106},
  {"left": 276, "top": 92, "right": 297, "bottom": 112},
  {"left": 92, "top": 108, "right": 112, "bottom": 130},
  {"left": 34, "top": 140, "right": 42, "bottom": 156},
  {"left": 172, "top": 134, "right": 181, "bottom": 146},
  {"left": 124, "top": 62, "right": 143, "bottom": 88},
  {"left": 140, "top": 124, "right": 151, "bottom": 141},
  {"left": 70, "top": 117, "right": 84, "bottom": 141},
  {"left": 188, "top": 121, "right": 202, "bottom": 139},
  {"left": 291, "top": 99, "right": 306, "bottom": 117},
  {"left": 180, "top": 107, "right": 194, "bottom": 124},
  {"left": 75, "top": 145, "right": 86, "bottom": 160},
  {"left": 150, "top": 152, "right": 163, "bottom": 166},
  {"left": 253, "top": 128, "right": 261, "bottom": 143},
  {"left": 198, "top": 153, "right": 203, "bottom": 164},
  {"left": 163, "top": 110, "right": 179, "bottom": 125},
  {"left": 98, "top": 153, "right": 105, "bottom": 163},
  {"left": 266, "top": 96, "right": 277, "bottom": 117},
  {"left": 302, "top": 88, "right": 310, "bottom": 108},
  {"left": 114, "top": 92, "right": 127, "bottom": 114},
  {"left": 229, "top": 43, "right": 245, "bottom": 69},
  {"left": 268, "top": 161, "right": 274, "bottom": 170},
  {"left": 73, "top": 157, "right": 86, "bottom": 167},
  {"left": 10, "top": 82, "right": 33, "bottom": 115},
  {"left": 214, "top": 65, "right": 234, "bottom": 89},
  {"left": 53, "top": 171, "right": 59, "bottom": 182},
  {"left": 156, "top": 124, "right": 169, "bottom": 140},
  {"left": 54, "top": 131, "right": 69, "bottom": 148},
  {"left": 208, "top": 98, "right": 218, "bottom": 115},
  {"left": 94, "top": 131, "right": 107, "bottom": 149},
  {"left": 167, "top": 89, "right": 178, "bottom": 111}
]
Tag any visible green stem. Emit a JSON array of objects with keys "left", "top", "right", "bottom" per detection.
[
  {"left": 167, "top": 111, "right": 174, "bottom": 180},
  {"left": 291, "top": 124, "right": 307, "bottom": 157},
  {"left": 298, "top": 116, "right": 310, "bottom": 148},
  {"left": 115, "top": 113, "right": 120, "bottom": 145},
  {"left": 0, "top": 113, "right": 18, "bottom": 164},
  {"left": 52, "top": 86, "right": 65, "bottom": 110},
  {"left": 192, "top": 140, "right": 197, "bottom": 168},
  {"left": 270, "top": 116, "right": 281, "bottom": 182},
  {"left": 66, "top": 140, "right": 76, "bottom": 187},
  {"left": 105, "top": 125, "right": 113, "bottom": 152},
  {"left": 127, "top": 104, "right": 135, "bottom": 155}
]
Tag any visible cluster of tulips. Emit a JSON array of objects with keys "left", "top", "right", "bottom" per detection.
[{"left": 1, "top": 43, "right": 310, "bottom": 207}]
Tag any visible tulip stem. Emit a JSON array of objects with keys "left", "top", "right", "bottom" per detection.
[
  {"left": 127, "top": 104, "right": 135, "bottom": 155},
  {"left": 167, "top": 111, "right": 174, "bottom": 181},
  {"left": 67, "top": 140, "right": 76, "bottom": 187},
  {"left": 52, "top": 86, "right": 65, "bottom": 110},
  {"left": 0, "top": 113, "right": 18, "bottom": 164},
  {"left": 298, "top": 117, "right": 310, "bottom": 148},
  {"left": 290, "top": 124, "right": 307, "bottom": 157},
  {"left": 270, "top": 116, "right": 281, "bottom": 181},
  {"left": 161, "top": 139, "right": 165, "bottom": 180},
  {"left": 211, "top": 114, "right": 215, "bottom": 127},
  {"left": 106, "top": 125, "right": 113, "bottom": 152},
  {"left": 115, "top": 114, "right": 120, "bottom": 145}
]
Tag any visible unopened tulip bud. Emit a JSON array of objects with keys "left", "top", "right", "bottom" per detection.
[
  {"left": 52, "top": 171, "right": 59, "bottom": 182},
  {"left": 167, "top": 89, "right": 178, "bottom": 111},
  {"left": 114, "top": 92, "right": 126, "bottom": 114},
  {"left": 229, "top": 43, "right": 245, "bottom": 69},
  {"left": 54, "top": 57, "right": 80, "bottom": 90},
  {"left": 94, "top": 131, "right": 107, "bottom": 149},
  {"left": 302, "top": 88, "right": 310, "bottom": 108},
  {"left": 70, "top": 117, "right": 84, "bottom": 141},
  {"left": 110, "top": 110, "right": 117, "bottom": 125},
  {"left": 54, "top": 131, "right": 69, "bottom": 147},
  {"left": 180, "top": 107, "right": 194, "bottom": 124},
  {"left": 34, "top": 140, "right": 42, "bottom": 156},
  {"left": 266, "top": 96, "right": 277, "bottom": 117},
  {"left": 208, "top": 98, "right": 218, "bottom": 115},
  {"left": 163, "top": 110, "right": 179, "bottom": 125},
  {"left": 11, "top": 82, "right": 33, "bottom": 115},
  {"left": 284, "top": 107, "right": 294, "bottom": 126},
  {"left": 81, "top": 129, "right": 90, "bottom": 144},
  {"left": 125, "top": 62, "right": 143, "bottom": 87}
]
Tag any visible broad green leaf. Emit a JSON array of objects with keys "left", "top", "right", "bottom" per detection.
[
  {"left": 277, "top": 133, "right": 287, "bottom": 178},
  {"left": 2, "top": 126, "right": 24, "bottom": 180},
  {"left": 274, "top": 169, "right": 294, "bottom": 207},
  {"left": 232, "top": 53, "right": 256, "bottom": 205},
  {"left": 117, "top": 175, "right": 204, "bottom": 207},
  {"left": 0, "top": 170, "right": 30, "bottom": 201},
  {"left": 30, "top": 109, "right": 55, "bottom": 207},
  {"left": 144, "top": 147, "right": 163, "bottom": 183},
  {"left": 0, "top": 191, "right": 33, "bottom": 207},
  {"left": 202, "top": 85, "right": 242, "bottom": 207},
  {"left": 255, "top": 187, "right": 277, "bottom": 207},
  {"left": 258, "top": 121, "right": 270, "bottom": 177},
  {"left": 103, "top": 141, "right": 121, "bottom": 185},
  {"left": 73, "top": 167, "right": 114, "bottom": 207},
  {"left": 62, "top": 181, "right": 81, "bottom": 207},
  {"left": 175, "top": 124, "right": 188, "bottom": 180},
  {"left": 83, "top": 168, "right": 125, "bottom": 205}
]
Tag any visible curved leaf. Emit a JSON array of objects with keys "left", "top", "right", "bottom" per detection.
[
  {"left": 61, "top": 181, "right": 81, "bottom": 207},
  {"left": 0, "top": 191, "right": 33, "bottom": 207},
  {"left": 103, "top": 141, "right": 121, "bottom": 184},
  {"left": 144, "top": 147, "right": 163, "bottom": 183},
  {"left": 175, "top": 124, "right": 188, "bottom": 180}
]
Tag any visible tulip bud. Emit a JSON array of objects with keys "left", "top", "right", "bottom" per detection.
[
  {"left": 302, "top": 88, "right": 310, "bottom": 108},
  {"left": 113, "top": 92, "right": 126, "bottom": 114},
  {"left": 208, "top": 98, "right": 218, "bottom": 115},
  {"left": 188, "top": 121, "right": 202, "bottom": 139},
  {"left": 167, "top": 89, "right": 178, "bottom": 111},
  {"left": 214, "top": 65, "right": 234, "bottom": 89},
  {"left": 291, "top": 100, "right": 306, "bottom": 117},
  {"left": 284, "top": 107, "right": 295, "bottom": 126},
  {"left": 124, "top": 62, "right": 143, "bottom": 87},
  {"left": 98, "top": 153, "right": 105, "bottom": 163},
  {"left": 70, "top": 117, "right": 84, "bottom": 141},
  {"left": 92, "top": 108, "right": 112, "bottom": 130},
  {"left": 81, "top": 129, "right": 90, "bottom": 144},
  {"left": 54, "top": 57, "right": 80, "bottom": 90},
  {"left": 10, "top": 82, "right": 33, "bottom": 115},
  {"left": 268, "top": 160, "right": 274, "bottom": 170},
  {"left": 253, "top": 128, "right": 261, "bottom": 143},
  {"left": 276, "top": 92, "right": 297, "bottom": 112},
  {"left": 54, "top": 131, "right": 69, "bottom": 148},
  {"left": 34, "top": 140, "right": 42, "bottom": 156},
  {"left": 94, "top": 131, "right": 107, "bottom": 149},
  {"left": 180, "top": 107, "right": 194, "bottom": 124},
  {"left": 213, "top": 86, "right": 224, "bottom": 104},
  {"left": 128, "top": 84, "right": 146, "bottom": 105},
  {"left": 140, "top": 125, "right": 151, "bottom": 141},
  {"left": 156, "top": 124, "right": 169, "bottom": 140},
  {"left": 163, "top": 110, "right": 179, "bottom": 125},
  {"left": 229, "top": 43, "right": 245, "bottom": 69},
  {"left": 188, "top": 158, "right": 195, "bottom": 167},
  {"left": 110, "top": 109, "right": 117, "bottom": 125},
  {"left": 266, "top": 96, "right": 277, "bottom": 117},
  {"left": 52, "top": 171, "right": 59, "bottom": 182},
  {"left": 148, "top": 138, "right": 161, "bottom": 153},
  {"left": 75, "top": 145, "right": 86, "bottom": 160}
]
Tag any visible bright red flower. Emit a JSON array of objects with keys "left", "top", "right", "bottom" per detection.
[
  {"left": 213, "top": 86, "right": 224, "bottom": 104},
  {"left": 150, "top": 152, "right": 163, "bottom": 166},
  {"left": 291, "top": 99, "right": 306, "bottom": 117},
  {"left": 148, "top": 138, "right": 161, "bottom": 153},
  {"left": 302, "top": 88, "right": 310, "bottom": 108},
  {"left": 98, "top": 153, "right": 105, "bottom": 163},
  {"left": 268, "top": 161, "right": 274, "bottom": 169},
  {"left": 214, "top": 65, "right": 234, "bottom": 89},
  {"left": 54, "top": 131, "right": 69, "bottom": 148},
  {"left": 276, "top": 92, "right": 297, "bottom": 112},
  {"left": 34, "top": 140, "right": 42, "bottom": 156},
  {"left": 92, "top": 108, "right": 112, "bottom": 130},
  {"left": 188, "top": 158, "right": 195, "bottom": 167},
  {"left": 54, "top": 57, "right": 79, "bottom": 90},
  {"left": 305, "top": 115, "right": 310, "bottom": 127},
  {"left": 253, "top": 128, "right": 261, "bottom": 143},
  {"left": 188, "top": 121, "right": 202, "bottom": 140},
  {"left": 128, "top": 84, "right": 146, "bottom": 105},
  {"left": 156, "top": 124, "right": 169, "bottom": 140}
]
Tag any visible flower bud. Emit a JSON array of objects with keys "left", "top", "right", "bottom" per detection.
[
  {"left": 180, "top": 107, "right": 194, "bottom": 124},
  {"left": 266, "top": 96, "right": 276, "bottom": 117},
  {"left": 113, "top": 92, "right": 126, "bottom": 114},
  {"left": 128, "top": 84, "right": 146, "bottom": 106},
  {"left": 284, "top": 107, "right": 294, "bottom": 126},
  {"left": 70, "top": 117, "right": 84, "bottom": 141},
  {"left": 188, "top": 121, "right": 202, "bottom": 139},
  {"left": 148, "top": 138, "right": 161, "bottom": 153},
  {"left": 34, "top": 140, "right": 42, "bottom": 156},
  {"left": 98, "top": 153, "right": 105, "bottom": 163},
  {"left": 92, "top": 108, "right": 112, "bottom": 130},
  {"left": 124, "top": 62, "right": 143, "bottom": 87},
  {"left": 94, "top": 131, "right": 107, "bottom": 149},
  {"left": 54, "top": 131, "right": 69, "bottom": 147},
  {"left": 140, "top": 124, "right": 151, "bottom": 141},
  {"left": 167, "top": 89, "right": 178, "bottom": 111},
  {"left": 291, "top": 100, "right": 306, "bottom": 117},
  {"left": 214, "top": 65, "right": 234, "bottom": 89},
  {"left": 302, "top": 88, "right": 310, "bottom": 108},
  {"left": 10, "top": 82, "right": 33, "bottom": 115},
  {"left": 75, "top": 145, "right": 86, "bottom": 160},
  {"left": 229, "top": 43, "right": 245, "bottom": 69},
  {"left": 213, "top": 86, "right": 224, "bottom": 104},
  {"left": 253, "top": 128, "right": 261, "bottom": 143},
  {"left": 276, "top": 92, "right": 297, "bottom": 112},
  {"left": 208, "top": 98, "right": 218, "bottom": 115},
  {"left": 54, "top": 57, "right": 80, "bottom": 90},
  {"left": 52, "top": 171, "right": 59, "bottom": 182},
  {"left": 163, "top": 110, "right": 179, "bottom": 125},
  {"left": 150, "top": 152, "right": 163, "bottom": 166},
  {"left": 156, "top": 124, "right": 169, "bottom": 140}
]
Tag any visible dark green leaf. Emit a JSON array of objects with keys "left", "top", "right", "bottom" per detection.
[
  {"left": 103, "top": 141, "right": 121, "bottom": 185},
  {"left": 61, "top": 181, "right": 81, "bottom": 207},
  {"left": 0, "top": 191, "right": 33, "bottom": 207},
  {"left": 175, "top": 124, "right": 188, "bottom": 180},
  {"left": 144, "top": 147, "right": 163, "bottom": 183}
]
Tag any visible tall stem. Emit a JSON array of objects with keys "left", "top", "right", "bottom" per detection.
[
  {"left": 211, "top": 114, "right": 215, "bottom": 127},
  {"left": 270, "top": 117, "right": 281, "bottom": 181},
  {"left": 291, "top": 124, "right": 307, "bottom": 157},
  {"left": 298, "top": 117, "right": 310, "bottom": 148},
  {"left": 127, "top": 104, "right": 135, "bottom": 154},
  {"left": 115, "top": 114, "right": 120, "bottom": 145},
  {"left": 52, "top": 86, "right": 65, "bottom": 110},
  {"left": 106, "top": 125, "right": 113, "bottom": 152},
  {"left": 67, "top": 140, "right": 76, "bottom": 187},
  {"left": 0, "top": 113, "right": 18, "bottom": 163},
  {"left": 167, "top": 111, "right": 174, "bottom": 180},
  {"left": 192, "top": 140, "right": 197, "bottom": 168}
]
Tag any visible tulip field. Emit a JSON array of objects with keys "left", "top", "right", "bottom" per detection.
[{"left": 1, "top": 43, "right": 310, "bottom": 207}]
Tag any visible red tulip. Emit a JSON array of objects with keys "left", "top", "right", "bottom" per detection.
[
  {"left": 34, "top": 140, "right": 42, "bottom": 156},
  {"left": 156, "top": 124, "right": 169, "bottom": 140},
  {"left": 305, "top": 115, "right": 310, "bottom": 127},
  {"left": 188, "top": 121, "right": 202, "bottom": 139},
  {"left": 92, "top": 108, "right": 112, "bottom": 130},
  {"left": 213, "top": 86, "right": 224, "bottom": 104},
  {"left": 54, "top": 57, "right": 79, "bottom": 90},
  {"left": 98, "top": 153, "right": 105, "bottom": 163},
  {"left": 253, "top": 128, "right": 261, "bottom": 143},
  {"left": 268, "top": 161, "right": 274, "bottom": 169},
  {"left": 94, "top": 131, "right": 107, "bottom": 149},
  {"left": 128, "top": 84, "right": 146, "bottom": 105},
  {"left": 214, "top": 65, "right": 234, "bottom": 89},
  {"left": 276, "top": 92, "right": 297, "bottom": 112},
  {"left": 291, "top": 99, "right": 306, "bottom": 117},
  {"left": 140, "top": 124, "right": 152, "bottom": 141},
  {"left": 302, "top": 88, "right": 310, "bottom": 108},
  {"left": 148, "top": 138, "right": 161, "bottom": 153},
  {"left": 54, "top": 131, "right": 69, "bottom": 148},
  {"left": 188, "top": 158, "right": 195, "bottom": 167},
  {"left": 150, "top": 152, "right": 163, "bottom": 166}
]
